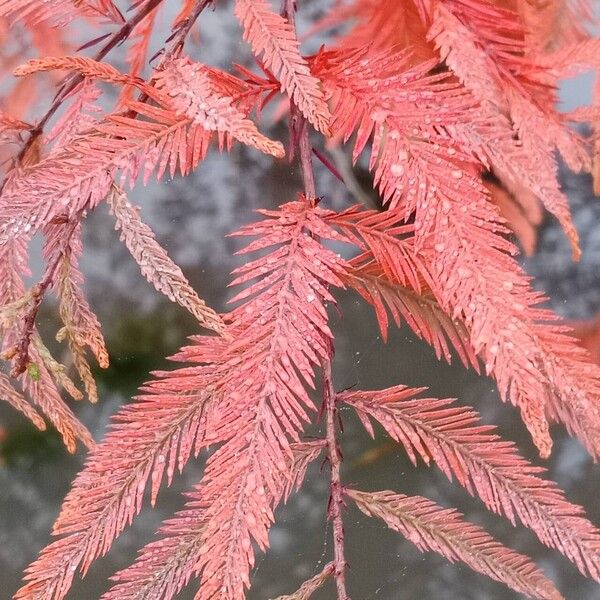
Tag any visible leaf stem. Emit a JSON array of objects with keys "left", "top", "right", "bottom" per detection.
[
  {"left": 163, "top": 0, "right": 213, "bottom": 60},
  {"left": 281, "top": 2, "right": 347, "bottom": 595},
  {"left": 282, "top": 0, "right": 316, "bottom": 200},
  {"left": 10, "top": 216, "right": 80, "bottom": 377},
  {"left": 323, "top": 352, "right": 350, "bottom": 600}
]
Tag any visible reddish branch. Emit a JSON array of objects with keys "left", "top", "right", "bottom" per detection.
[
  {"left": 10, "top": 216, "right": 80, "bottom": 377},
  {"left": 15, "top": 0, "right": 165, "bottom": 165},
  {"left": 282, "top": 0, "right": 317, "bottom": 199},
  {"left": 8, "top": 1, "right": 214, "bottom": 374},
  {"left": 15, "top": 0, "right": 212, "bottom": 166},
  {"left": 163, "top": 0, "right": 213, "bottom": 59},
  {"left": 282, "top": 1, "right": 348, "bottom": 595},
  {"left": 323, "top": 355, "right": 350, "bottom": 600},
  {"left": 129, "top": 0, "right": 213, "bottom": 111}
]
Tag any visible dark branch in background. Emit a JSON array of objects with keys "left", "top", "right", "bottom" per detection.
[
  {"left": 15, "top": 0, "right": 165, "bottom": 166},
  {"left": 7, "top": 0, "right": 215, "bottom": 374},
  {"left": 326, "top": 145, "right": 378, "bottom": 209},
  {"left": 282, "top": 1, "right": 349, "bottom": 597},
  {"left": 163, "top": 0, "right": 213, "bottom": 59}
]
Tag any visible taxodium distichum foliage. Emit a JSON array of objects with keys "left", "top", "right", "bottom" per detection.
[{"left": 1, "top": 0, "right": 600, "bottom": 598}]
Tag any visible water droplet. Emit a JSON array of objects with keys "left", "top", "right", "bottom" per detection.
[{"left": 391, "top": 164, "right": 404, "bottom": 176}]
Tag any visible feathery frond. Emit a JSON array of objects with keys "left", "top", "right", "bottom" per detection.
[
  {"left": 153, "top": 57, "right": 285, "bottom": 159},
  {"left": 16, "top": 337, "right": 94, "bottom": 452},
  {"left": 14, "top": 352, "right": 222, "bottom": 600},
  {"left": 323, "top": 205, "right": 424, "bottom": 291},
  {"left": 17, "top": 197, "right": 347, "bottom": 600},
  {"left": 313, "top": 40, "right": 584, "bottom": 257},
  {"left": 426, "top": 0, "right": 588, "bottom": 253},
  {"left": 133, "top": 198, "right": 345, "bottom": 600},
  {"left": 0, "top": 237, "right": 94, "bottom": 451},
  {"left": 409, "top": 156, "right": 600, "bottom": 458},
  {"left": 272, "top": 563, "right": 335, "bottom": 600},
  {"left": 52, "top": 225, "right": 108, "bottom": 403},
  {"left": 0, "top": 371, "right": 46, "bottom": 431},
  {"left": 234, "top": 0, "right": 331, "bottom": 134},
  {"left": 107, "top": 187, "right": 226, "bottom": 335},
  {"left": 0, "top": 65, "right": 280, "bottom": 245},
  {"left": 342, "top": 385, "right": 600, "bottom": 581},
  {"left": 0, "top": 0, "right": 122, "bottom": 26},
  {"left": 103, "top": 441, "right": 325, "bottom": 600},
  {"left": 344, "top": 260, "right": 478, "bottom": 369},
  {"left": 14, "top": 56, "right": 135, "bottom": 86},
  {"left": 347, "top": 489, "right": 563, "bottom": 600}
]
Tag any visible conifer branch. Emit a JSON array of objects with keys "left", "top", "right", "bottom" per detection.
[
  {"left": 342, "top": 385, "right": 600, "bottom": 582},
  {"left": 284, "top": 5, "right": 348, "bottom": 596},
  {"left": 4, "top": 3, "right": 600, "bottom": 599},
  {"left": 10, "top": 214, "right": 81, "bottom": 377},
  {"left": 347, "top": 489, "right": 563, "bottom": 600},
  {"left": 0, "top": 238, "right": 94, "bottom": 452},
  {"left": 272, "top": 562, "right": 335, "bottom": 600},
  {"left": 283, "top": 5, "right": 348, "bottom": 594},
  {"left": 323, "top": 354, "right": 350, "bottom": 600},
  {"left": 13, "top": 0, "right": 165, "bottom": 166}
]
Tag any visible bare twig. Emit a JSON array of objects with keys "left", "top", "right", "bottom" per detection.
[
  {"left": 131, "top": 0, "right": 213, "bottom": 109},
  {"left": 163, "top": 0, "right": 213, "bottom": 60},
  {"left": 15, "top": 0, "right": 166, "bottom": 166},
  {"left": 323, "top": 352, "right": 350, "bottom": 600},
  {"left": 282, "top": 1, "right": 349, "bottom": 596}
]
